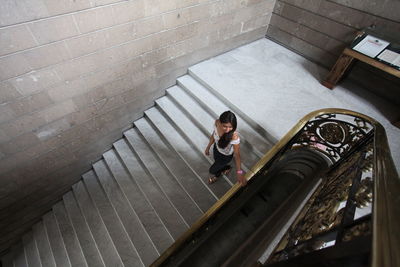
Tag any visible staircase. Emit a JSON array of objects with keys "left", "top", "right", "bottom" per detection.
[{"left": 1, "top": 70, "right": 274, "bottom": 267}]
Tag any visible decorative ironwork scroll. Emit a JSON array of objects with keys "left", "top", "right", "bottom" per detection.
[
  {"left": 342, "top": 220, "right": 371, "bottom": 242},
  {"left": 291, "top": 113, "right": 373, "bottom": 164}
]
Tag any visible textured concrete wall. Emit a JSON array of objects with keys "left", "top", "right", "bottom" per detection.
[
  {"left": 266, "top": 0, "right": 400, "bottom": 106},
  {"left": 0, "top": 0, "right": 275, "bottom": 253}
]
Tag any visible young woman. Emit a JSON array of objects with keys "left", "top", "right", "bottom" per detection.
[{"left": 204, "top": 111, "right": 246, "bottom": 186}]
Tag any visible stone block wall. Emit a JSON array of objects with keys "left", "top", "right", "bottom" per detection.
[
  {"left": 0, "top": 0, "right": 275, "bottom": 253},
  {"left": 266, "top": 0, "right": 400, "bottom": 107}
]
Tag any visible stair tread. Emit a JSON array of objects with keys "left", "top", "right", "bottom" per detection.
[
  {"left": 1, "top": 251, "right": 13, "bottom": 267},
  {"left": 22, "top": 231, "right": 42, "bottom": 267},
  {"left": 145, "top": 107, "right": 232, "bottom": 196},
  {"left": 93, "top": 159, "right": 158, "bottom": 266},
  {"left": 156, "top": 96, "right": 239, "bottom": 184},
  {"left": 42, "top": 212, "right": 72, "bottom": 267},
  {"left": 11, "top": 242, "right": 28, "bottom": 267},
  {"left": 32, "top": 222, "right": 56, "bottom": 267},
  {"left": 52, "top": 200, "right": 89, "bottom": 267},
  {"left": 135, "top": 117, "right": 217, "bottom": 212},
  {"left": 82, "top": 171, "right": 144, "bottom": 267},
  {"left": 167, "top": 85, "right": 262, "bottom": 169},
  {"left": 103, "top": 149, "right": 174, "bottom": 253},
  {"left": 124, "top": 128, "right": 203, "bottom": 226},
  {"left": 177, "top": 75, "right": 272, "bottom": 155},
  {"left": 113, "top": 139, "right": 188, "bottom": 240},
  {"left": 62, "top": 191, "right": 105, "bottom": 267},
  {"left": 156, "top": 96, "right": 209, "bottom": 152},
  {"left": 71, "top": 181, "right": 124, "bottom": 267},
  {"left": 188, "top": 68, "right": 277, "bottom": 145}
]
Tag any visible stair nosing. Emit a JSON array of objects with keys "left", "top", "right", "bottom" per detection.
[
  {"left": 82, "top": 170, "right": 144, "bottom": 267},
  {"left": 100, "top": 157, "right": 160, "bottom": 256},
  {"left": 141, "top": 114, "right": 220, "bottom": 201},
  {"left": 167, "top": 85, "right": 264, "bottom": 160},
  {"left": 144, "top": 107, "right": 233, "bottom": 199},
  {"left": 152, "top": 102, "right": 236, "bottom": 185},
  {"left": 176, "top": 77, "right": 269, "bottom": 157},
  {"left": 43, "top": 211, "right": 73, "bottom": 267},
  {"left": 188, "top": 69, "right": 277, "bottom": 144},
  {"left": 156, "top": 96, "right": 250, "bottom": 180},
  {"left": 112, "top": 138, "right": 189, "bottom": 240},
  {"left": 111, "top": 142, "right": 176, "bottom": 243},
  {"left": 52, "top": 201, "right": 89, "bottom": 267},
  {"left": 134, "top": 117, "right": 218, "bottom": 210},
  {"left": 32, "top": 221, "right": 57, "bottom": 267},
  {"left": 103, "top": 148, "right": 174, "bottom": 253},
  {"left": 71, "top": 180, "right": 125, "bottom": 267},
  {"left": 124, "top": 128, "right": 195, "bottom": 227},
  {"left": 92, "top": 159, "right": 155, "bottom": 266},
  {"left": 134, "top": 119, "right": 210, "bottom": 210},
  {"left": 62, "top": 191, "right": 106, "bottom": 267}
]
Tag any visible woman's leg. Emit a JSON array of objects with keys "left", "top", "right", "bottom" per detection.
[{"left": 209, "top": 145, "right": 233, "bottom": 177}]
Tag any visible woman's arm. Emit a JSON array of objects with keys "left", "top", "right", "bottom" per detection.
[
  {"left": 233, "top": 136, "right": 246, "bottom": 186},
  {"left": 205, "top": 133, "right": 215, "bottom": 156},
  {"left": 205, "top": 120, "right": 218, "bottom": 156}
]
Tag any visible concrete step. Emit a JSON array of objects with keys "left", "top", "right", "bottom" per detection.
[
  {"left": 82, "top": 171, "right": 143, "bottom": 267},
  {"left": 42, "top": 212, "right": 72, "bottom": 267},
  {"left": 166, "top": 85, "right": 262, "bottom": 169},
  {"left": 52, "top": 202, "right": 88, "bottom": 267},
  {"left": 124, "top": 128, "right": 203, "bottom": 226},
  {"left": 32, "top": 221, "right": 56, "bottom": 267},
  {"left": 11, "top": 242, "right": 28, "bottom": 267},
  {"left": 71, "top": 181, "right": 124, "bottom": 267},
  {"left": 145, "top": 107, "right": 233, "bottom": 195},
  {"left": 22, "top": 231, "right": 42, "bottom": 267},
  {"left": 188, "top": 68, "right": 277, "bottom": 144},
  {"left": 134, "top": 117, "right": 217, "bottom": 212},
  {"left": 93, "top": 159, "right": 158, "bottom": 266},
  {"left": 62, "top": 191, "right": 105, "bottom": 267},
  {"left": 156, "top": 96, "right": 239, "bottom": 184},
  {"left": 156, "top": 95, "right": 209, "bottom": 153},
  {"left": 0, "top": 250, "right": 13, "bottom": 267},
  {"left": 177, "top": 75, "right": 273, "bottom": 155},
  {"left": 103, "top": 149, "right": 174, "bottom": 253},
  {"left": 113, "top": 138, "right": 188, "bottom": 240}
]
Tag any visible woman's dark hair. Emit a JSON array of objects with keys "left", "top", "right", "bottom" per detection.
[{"left": 218, "top": 111, "right": 237, "bottom": 149}]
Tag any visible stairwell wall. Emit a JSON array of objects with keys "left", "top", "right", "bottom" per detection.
[
  {"left": 0, "top": 0, "right": 275, "bottom": 254},
  {"left": 266, "top": 0, "right": 400, "bottom": 108}
]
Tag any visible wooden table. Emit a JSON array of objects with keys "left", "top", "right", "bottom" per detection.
[{"left": 322, "top": 48, "right": 400, "bottom": 128}]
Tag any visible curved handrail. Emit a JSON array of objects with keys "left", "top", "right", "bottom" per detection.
[
  {"left": 371, "top": 123, "right": 399, "bottom": 267},
  {"left": 150, "top": 108, "right": 399, "bottom": 267}
]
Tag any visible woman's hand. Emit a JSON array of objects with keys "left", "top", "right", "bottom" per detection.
[
  {"left": 237, "top": 170, "right": 247, "bottom": 186},
  {"left": 205, "top": 146, "right": 210, "bottom": 156}
]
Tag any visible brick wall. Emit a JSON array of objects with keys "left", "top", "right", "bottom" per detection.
[
  {"left": 0, "top": 0, "right": 275, "bottom": 253},
  {"left": 266, "top": 0, "right": 400, "bottom": 106}
]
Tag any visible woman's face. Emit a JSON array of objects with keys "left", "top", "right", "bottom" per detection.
[{"left": 221, "top": 122, "right": 233, "bottom": 133}]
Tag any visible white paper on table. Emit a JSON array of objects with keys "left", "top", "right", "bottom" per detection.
[
  {"left": 377, "top": 49, "right": 400, "bottom": 67},
  {"left": 352, "top": 35, "right": 390, "bottom": 58}
]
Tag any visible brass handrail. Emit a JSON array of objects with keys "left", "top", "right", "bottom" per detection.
[
  {"left": 372, "top": 123, "right": 400, "bottom": 267},
  {"left": 150, "top": 108, "right": 400, "bottom": 267}
]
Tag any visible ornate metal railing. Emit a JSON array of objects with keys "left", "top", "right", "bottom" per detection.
[
  {"left": 265, "top": 138, "right": 374, "bottom": 265},
  {"left": 151, "top": 109, "right": 399, "bottom": 267}
]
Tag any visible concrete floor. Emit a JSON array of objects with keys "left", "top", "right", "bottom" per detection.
[{"left": 189, "top": 38, "right": 400, "bottom": 174}]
